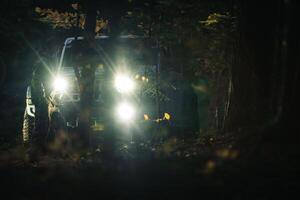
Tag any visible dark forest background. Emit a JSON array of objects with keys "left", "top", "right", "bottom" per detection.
[
  {"left": 0, "top": 0, "right": 300, "bottom": 198},
  {"left": 1, "top": 0, "right": 299, "bottom": 143}
]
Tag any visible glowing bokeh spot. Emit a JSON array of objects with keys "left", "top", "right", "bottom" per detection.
[
  {"left": 114, "top": 74, "right": 135, "bottom": 93},
  {"left": 53, "top": 76, "right": 68, "bottom": 93},
  {"left": 116, "top": 102, "right": 136, "bottom": 122}
]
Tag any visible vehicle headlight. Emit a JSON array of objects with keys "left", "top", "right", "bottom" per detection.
[
  {"left": 116, "top": 102, "right": 136, "bottom": 123},
  {"left": 53, "top": 76, "right": 68, "bottom": 93},
  {"left": 114, "top": 74, "right": 135, "bottom": 93}
]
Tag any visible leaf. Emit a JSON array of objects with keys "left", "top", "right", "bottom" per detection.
[
  {"left": 71, "top": 3, "right": 79, "bottom": 10},
  {"left": 164, "top": 113, "right": 171, "bottom": 120},
  {"left": 35, "top": 7, "right": 42, "bottom": 13},
  {"left": 144, "top": 114, "right": 150, "bottom": 121}
]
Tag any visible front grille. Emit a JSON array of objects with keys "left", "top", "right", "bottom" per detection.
[
  {"left": 60, "top": 74, "right": 104, "bottom": 102},
  {"left": 61, "top": 93, "right": 80, "bottom": 102}
]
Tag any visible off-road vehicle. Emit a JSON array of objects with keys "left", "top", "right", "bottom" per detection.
[{"left": 22, "top": 35, "right": 165, "bottom": 144}]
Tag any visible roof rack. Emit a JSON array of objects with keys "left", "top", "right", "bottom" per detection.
[{"left": 64, "top": 35, "right": 148, "bottom": 45}]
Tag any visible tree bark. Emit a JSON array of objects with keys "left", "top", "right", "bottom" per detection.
[
  {"left": 76, "top": 0, "right": 97, "bottom": 148},
  {"left": 225, "top": 0, "right": 300, "bottom": 135}
]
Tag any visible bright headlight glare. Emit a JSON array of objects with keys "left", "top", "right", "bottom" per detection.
[
  {"left": 53, "top": 76, "right": 68, "bottom": 93},
  {"left": 116, "top": 102, "right": 135, "bottom": 123},
  {"left": 114, "top": 74, "right": 135, "bottom": 93}
]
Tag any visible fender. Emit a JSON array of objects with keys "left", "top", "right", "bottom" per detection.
[
  {"left": 26, "top": 105, "right": 35, "bottom": 117},
  {"left": 26, "top": 86, "right": 35, "bottom": 117}
]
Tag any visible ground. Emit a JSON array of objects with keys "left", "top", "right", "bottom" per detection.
[{"left": 0, "top": 132, "right": 299, "bottom": 199}]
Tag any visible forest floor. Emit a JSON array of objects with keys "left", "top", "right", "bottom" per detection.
[{"left": 0, "top": 131, "right": 299, "bottom": 199}]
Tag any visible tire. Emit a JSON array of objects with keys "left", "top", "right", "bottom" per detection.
[
  {"left": 48, "top": 110, "right": 71, "bottom": 156},
  {"left": 22, "top": 109, "right": 35, "bottom": 145},
  {"left": 48, "top": 110, "right": 66, "bottom": 138}
]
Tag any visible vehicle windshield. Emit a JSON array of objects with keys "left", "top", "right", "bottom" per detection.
[{"left": 62, "top": 38, "right": 158, "bottom": 75}]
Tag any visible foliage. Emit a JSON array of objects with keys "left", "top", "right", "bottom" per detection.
[
  {"left": 120, "top": 0, "right": 236, "bottom": 78},
  {"left": 0, "top": 0, "right": 61, "bottom": 142},
  {"left": 143, "top": 80, "right": 170, "bottom": 102},
  {"left": 28, "top": 0, "right": 237, "bottom": 133},
  {"left": 123, "top": 0, "right": 237, "bottom": 131},
  {"left": 35, "top": 6, "right": 108, "bottom": 34},
  {"left": 200, "top": 12, "right": 233, "bottom": 26}
]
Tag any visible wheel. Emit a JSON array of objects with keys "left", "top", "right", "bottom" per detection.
[
  {"left": 22, "top": 109, "right": 35, "bottom": 145},
  {"left": 48, "top": 110, "right": 71, "bottom": 156},
  {"left": 48, "top": 111, "right": 66, "bottom": 136}
]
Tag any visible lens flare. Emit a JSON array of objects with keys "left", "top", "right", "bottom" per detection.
[
  {"left": 114, "top": 74, "right": 135, "bottom": 93},
  {"left": 116, "top": 102, "right": 136, "bottom": 123},
  {"left": 53, "top": 76, "right": 68, "bottom": 93}
]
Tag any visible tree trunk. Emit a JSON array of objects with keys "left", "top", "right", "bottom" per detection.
[
  {"left": 225, "top": 0, "right": 300, "bottom": 136},
  {"left": 225, "top": 1, "right": 277, "bottom": 131},
  {"left": 76, "top": 0, "right": 97, "bottom": 148}
]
